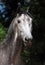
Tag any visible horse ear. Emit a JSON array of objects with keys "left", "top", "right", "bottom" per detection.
[
  {"left": 17, "top": 2, "right": 21, "bottom": 13},
  {"left": 26, "top": 7, "right": 29, "bottom": 13}
]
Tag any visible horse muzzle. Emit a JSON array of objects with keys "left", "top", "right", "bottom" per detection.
[{"left": 24, "top": 38, "right": 32, "bottom": 48}]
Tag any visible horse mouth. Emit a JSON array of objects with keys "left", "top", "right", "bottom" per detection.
[{"left": 24, "top": 40, "right": 32, "bottom": 48}]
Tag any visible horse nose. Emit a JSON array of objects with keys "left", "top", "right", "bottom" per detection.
[
  {"left": 25, "top": 37, "right": 28, "bottom": 41},
  {"left": 25, "top": 37, "right": 32, "bottom": 48},
  {"left": 25, "top": 37, "right": 32, "bottom": 42}
]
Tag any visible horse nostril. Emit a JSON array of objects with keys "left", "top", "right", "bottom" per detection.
[{"left": 25, "top": 38, "right": 28, "bottom": 41}]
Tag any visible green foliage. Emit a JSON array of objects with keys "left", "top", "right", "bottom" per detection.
[
  {"left": 28, "top": 0, "right": 45, "bottom": 65},
  {"left": 21, "top": 47, "right": 31, "bottom": 65},
  {"left": 0, "top": 23, "right": 7, "bottom": 42}
]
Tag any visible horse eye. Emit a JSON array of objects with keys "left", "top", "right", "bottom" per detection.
[{"left": 18, "top": 20, "right": 20, "bottom": 23}]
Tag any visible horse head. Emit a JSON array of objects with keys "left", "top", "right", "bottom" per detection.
[{"left": 13, "top": 13, "right": 33, "bottom": 48}]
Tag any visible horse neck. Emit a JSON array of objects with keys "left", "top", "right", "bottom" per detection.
[
  {"left": 11, "top": 30, "right": 25, "bottom": 65},
  {"left": 10, "top": 32, "right": 24, "bottom": 65},
  {"left": 0, "top": 19, "right": 24, "bottom": 65},
  {"left": 5, "top": 23, "right": 24, "bottom": 65}
]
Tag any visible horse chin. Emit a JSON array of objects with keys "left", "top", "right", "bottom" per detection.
[
  {"left": 18, "top": 36, "right": 32, "bottom": 48},
  {"left": 23, "top": 40, "right": 32, "bottom": 48}
]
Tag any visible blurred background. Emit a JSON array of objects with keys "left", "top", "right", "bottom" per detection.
[{"left": 0, "top": 0, "right": 45, "bottom": 65}]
